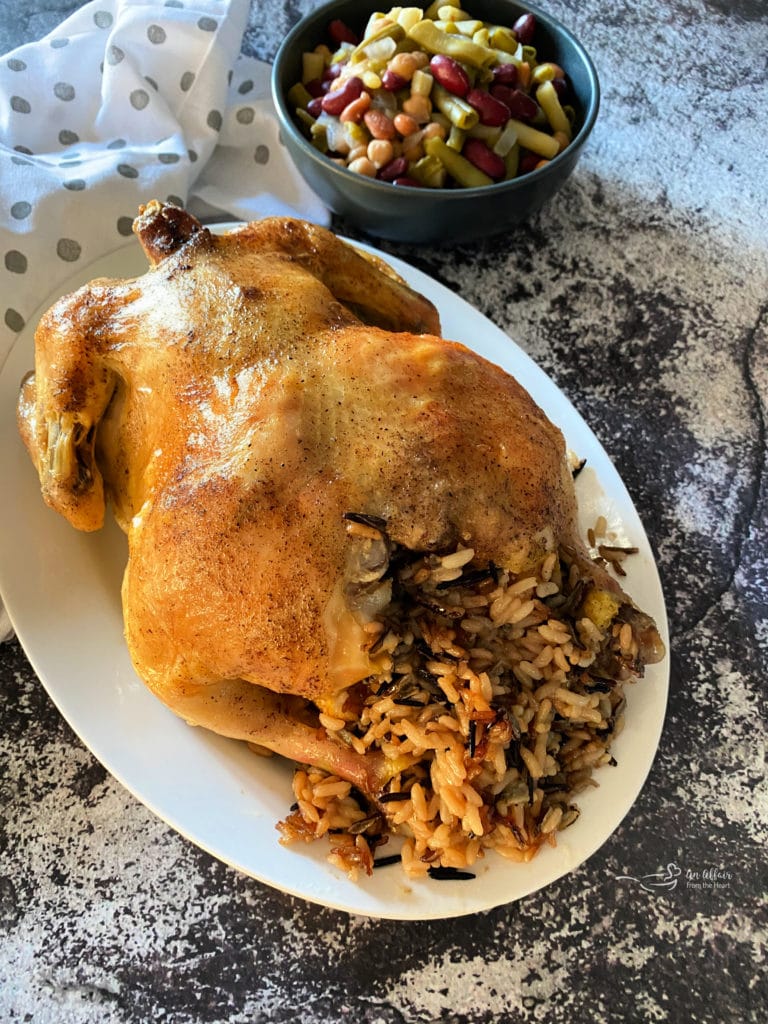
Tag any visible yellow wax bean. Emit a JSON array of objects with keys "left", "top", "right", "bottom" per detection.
[
  {"left": 536, "top": 81, "right": 572, "bottom": 138},
  {"left": 408, "top": 18, "right": 496, "bottom": 69},
  {"left": 455, "top": 20, "right": 484, "bottom": 36},
  {"left": 396, "top": 8, "right": 423, "bottom": 33},
  {"left": 489, "top": 26, "right": 518, "bottom": 54},
  {"left": 424, "top": 135, "right": 492, "bottom": 187},
  {"left": 425, "top": 0, "right": 458, "bottom": 16},
  {"left": 302, "top": 51, "right": 325, "bottom": 84},
  {"left": 506, "top": 119, "right": 560, "bottom": 158}
]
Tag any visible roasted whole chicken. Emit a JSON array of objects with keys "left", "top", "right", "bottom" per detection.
[{"left": 18, "top": 201, "right": 664, "bottom": 801}]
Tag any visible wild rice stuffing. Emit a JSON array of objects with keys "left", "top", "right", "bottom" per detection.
[{"left": 277, "top": 516, "right": 650, "bottom": 881}]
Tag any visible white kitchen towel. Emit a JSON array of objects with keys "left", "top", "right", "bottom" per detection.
[
  {"left": 0, "top": 0, "right": 329, "bottom": 369},
  {"left": 0, "top": 0, "right": 329, "bottom": 642}
]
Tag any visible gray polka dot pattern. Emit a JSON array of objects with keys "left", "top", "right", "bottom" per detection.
[
  {"left": 4, "top": 308, "right": 25, "bottom": 332},
  {"left": 5, "top": 251, "right": 27, "bottom": 274},
  {"left": 63, "top": 179, "right": 87, "bottom": 191},
  {"left": 107, "top": 138, "right": 127, "bottom": 150},
  {"left": 107, "top": 45, "right": 125, "bottom": 65},
  {"left": 58, "top": 129, "right": 79, "bottom": 145},
  {"left": 198, "top": 17, "right": 218, "bottom": 32},
  {"left": 181, "top": 71, "right": 196, "bottom": 92},
  {"left": 159, "top": 153, "right": 180, "bottom": 164},
  {"left": 254, "top": 145, "right": 270, "bottom": 165},
  {"left": 117, "top": 164, "right": 139, "bottom": 179},
  {"left": 207, "top": 109, "right": 223, "bottom": 131},
  {"left": 10, "top": 96, "right": 31, "bottom": 114},
  {"left": 10, "top": 202, "right": 31, "bottom": 220},
  {"left": 238, "top": 80, "right": 253, "bottom": 95},
  {"left": 130, "top": 89, "right": 150, "bottom": 110},
  {"left": 236, "top": 107, "right": 254, "bottom": 125},
  {"left": 56, "top": 239, "right": 82, "bottom": 262},
  {"left": 54, "top": 83, "right": 76, "bottom": 102},
  {"left": 93, "top": 11, "right": 113, "bottom": 29},
  {"left": 7, "top": 58, "right": 26, "bottom": 72},
  {"left": 148, "top": 25, "right": 167, "bottom": 44},
  {"left": 50, "top": 38, "right": 69, "bottom": 50}
]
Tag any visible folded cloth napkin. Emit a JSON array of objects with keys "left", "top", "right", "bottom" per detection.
[{"left": 0, "top": 0, "right": 329, "bottom": 642}]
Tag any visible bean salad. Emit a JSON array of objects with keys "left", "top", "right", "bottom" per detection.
[{"left": 287, "top": 2, "right": 577, "bottom": 189}]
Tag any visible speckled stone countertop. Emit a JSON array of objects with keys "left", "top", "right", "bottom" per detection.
[{"left": 1, "top": 0, "right": 767, "bottom": 1021}]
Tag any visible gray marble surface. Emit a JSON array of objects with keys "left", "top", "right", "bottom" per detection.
[{"left": 1, "top": 0, "right": 767, "bottom": 1021}]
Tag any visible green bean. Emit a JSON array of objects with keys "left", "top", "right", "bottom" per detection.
[
  {"left": 432, "top": 83, "right": 479, "bottom": 129},
  {"left": 350, "top": 21, "right": 404, "bottom": 63},
  {"left": 424, "top": 136, "right": 493, "bottom": 187},
  {"left": 309, "top": 119, "right": 329, "bottom": 154},
  {"left": 446, "top": 124, "right": 466, "bottom": 151},
  {"left": 410, "top": 153, "right": 447, "bottom": 188},
  {"left": 287, "top": 82, "right": 313, "bottom": 111},
  {"left": 407, "top": 18, "right": 496, "bottom": 69},
  {"left": 503, "top": 141, "right": 520, "bottom": 180}
]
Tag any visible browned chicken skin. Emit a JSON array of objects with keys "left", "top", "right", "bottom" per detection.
[{"left": 18, "top": 201, "right": 663, "bottom": 798}]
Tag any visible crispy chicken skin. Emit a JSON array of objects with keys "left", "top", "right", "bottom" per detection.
[{"left": 18, "top": 202, "right": 663, "bottom": 795}]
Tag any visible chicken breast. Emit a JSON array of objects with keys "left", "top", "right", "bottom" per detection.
[{"left": 18, "top": 201, "right": 663, "bottom": 798}]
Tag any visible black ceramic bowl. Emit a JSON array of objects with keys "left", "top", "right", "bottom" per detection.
[{"left": 272, "top": 0, "right": 599, "bottom": 244}]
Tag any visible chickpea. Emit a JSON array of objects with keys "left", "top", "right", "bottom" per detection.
[
  {"left": 367, "top": 139, "right": 394, "bottom": 168},
  {"left": 348, "top": 156, "right": 377, "bottom": 177},
  {"left": 348, "top": 144, "right": 369, "bottom": 163},
  {"left": 423, "top": 121, "right": 447, "bottom": 141},
  {"left": 388, "top": 52, "right": 420, "bottom": 82}
]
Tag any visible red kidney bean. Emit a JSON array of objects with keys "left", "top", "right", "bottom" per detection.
[
  {"left": 381, "top": 69, "right": 407, "bottom": 92},
  {"left": 328, "top": 19, "right": 358, "bottom": 46},
  {"left": 519, "top": 151, "right": 541, "bottom": 174},
  {"left": 322, "top": 64, "right": 342, "bottom": 83},
  {"left": 305, "top": 78, "right": 324, "bottom": 98},
  {"left": 321, "top": 76, "right": 364, "bottom": 115},
  {"left": 307, "top": 96, "right": 323, "bottom": 118},
  {"left": 462, "top": 138, "right": 505, "bottom": 179},
  {"left": 466, "top": 88, "right": 510, "bottom": 127},
  {"left": 490, "top": 83, "right": 513, "bottom": 106},
  {"left": 493, "top": 63, "right": 518, "bottom": 87},
  {"left": 429, "top": 54, "right": 470, "bottom": 97},
  {"left": 393, "top": 177, "right": 421, "bottom": 186},
  {"left": 512, "top": 13, "right": 536, "bottom": 45},
  {"left": 377, "top": 156, "right": 409, "bottom": 181},
  {"left": 551, "top": 77, "right": 569, "bottom": 100},
  {"left": 503, "top": 88, "right": 539, "bottom": 121}
]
